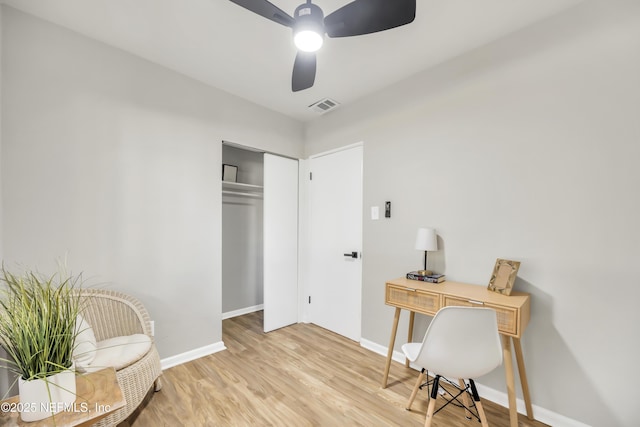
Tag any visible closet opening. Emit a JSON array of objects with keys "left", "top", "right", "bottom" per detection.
[{"left": 222, "top": 142, "right": 265, "bottom": 323}]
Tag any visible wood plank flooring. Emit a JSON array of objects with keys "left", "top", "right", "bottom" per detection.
[{"left": 124, "top": 311, "right": 549, "bottom": 426}]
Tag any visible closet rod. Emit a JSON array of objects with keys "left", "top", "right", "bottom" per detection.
[{"left": 222, "top": 190, "right": 263, "bottom": 199}]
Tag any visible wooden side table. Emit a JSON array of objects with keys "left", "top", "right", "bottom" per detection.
[{"left": 0, "top": 368, "right": 125, "bottom": 427}]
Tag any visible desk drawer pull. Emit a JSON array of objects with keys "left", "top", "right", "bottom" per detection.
[
  {"left": 404, "top": 288, "right": 417, "bottom": 292},
  {"left": 468, "top": 300, "right": 484, "bottom": 305}
]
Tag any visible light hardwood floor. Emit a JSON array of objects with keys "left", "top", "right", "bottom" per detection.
[{"left": 124, "top": 311, "right": 548, "bottom": 426}]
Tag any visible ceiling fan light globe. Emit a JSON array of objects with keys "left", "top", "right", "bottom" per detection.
[{"left": 294, "top": 30, "right": 324, "bottom": 52}]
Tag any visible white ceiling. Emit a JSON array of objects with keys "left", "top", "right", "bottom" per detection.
[{"left": 2, "top": 0, "right": 583, "bottom": 122}]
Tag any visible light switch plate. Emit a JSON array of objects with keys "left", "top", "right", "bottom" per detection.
[{"left": 371, "top": 206, "right": 379, "bottom": 220}]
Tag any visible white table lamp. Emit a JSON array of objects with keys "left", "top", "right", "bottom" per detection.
[{"left": 415, "top": 227, "right": 437, "bottom": 275}]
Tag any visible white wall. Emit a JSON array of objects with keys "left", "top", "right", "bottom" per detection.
[
  {"left": 0, "top": 3, "right": 3, "bottom": 257},
  {"left": 1, "top": 5, "right": 303, "bottom": 370},
  {"left": 305, "top": 1, "right": 640, "bottom": 426},
  {"left": 0, "top": 5, "right": 10, "bottom": 397}
]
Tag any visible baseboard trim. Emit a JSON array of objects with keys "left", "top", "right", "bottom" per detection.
[
  {"left": 360, "top": 338, "right": 407, "bottom": 364},
  {"left": 222, "top": 304, "right": 264, "bottom": 320},
  {"left": 359, "top": 338, "right": 590, "bottom": 427},
  {"left": 474, "top": 383, "right": 591, "bottom": 427},
  {"left": 161, "top": 305, "right": 264, "bottom": 371},
  {"left": 160, "top": 341, "right": 226, "bottom": 370}
]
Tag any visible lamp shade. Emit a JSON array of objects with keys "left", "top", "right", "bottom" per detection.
[{"left": 415, "top": 228, "right": 437, "bottom": 251}]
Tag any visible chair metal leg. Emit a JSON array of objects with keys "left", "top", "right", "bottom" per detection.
[
  {"left": 407, "top": 369, "right": 426, "bottom": 411},
  {"left": 424, "top": 375, "right": 440, "bottom": 427},
  {"left": 469, "top": 379, "right": 489, "bottom": 427}
]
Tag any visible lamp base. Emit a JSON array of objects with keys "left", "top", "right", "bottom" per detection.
[{"left": 417, "top": 270, "right": 434, "bottom": 276}]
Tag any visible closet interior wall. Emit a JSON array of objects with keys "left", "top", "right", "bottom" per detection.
[{"left": 222, "top": 144, "right": 264, "bottom": 316}]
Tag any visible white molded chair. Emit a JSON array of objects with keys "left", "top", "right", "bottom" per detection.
[{"left": 402, "top": 306, "right": 503, "bottom": 427}]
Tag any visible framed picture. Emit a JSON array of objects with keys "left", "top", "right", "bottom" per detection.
[
  {"left": 222, "top": 164, "right": 238, "bottom": 182},
  {"left": 487, "top": 258, "right": 520, "bottom": 296}
]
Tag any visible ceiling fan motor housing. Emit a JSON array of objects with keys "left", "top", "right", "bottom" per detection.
[{"left": 293, "top": 2, "right": 325, "bottom": 37}]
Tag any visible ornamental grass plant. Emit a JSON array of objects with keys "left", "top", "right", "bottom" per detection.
[{"left": 0, "top": 265, "right": 82, "bottom": 385}]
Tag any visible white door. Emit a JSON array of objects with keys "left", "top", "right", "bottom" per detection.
[
  {"left": 308, "top": 144, "right": 363, "bottom": 341},
  {"left": 263, "top": 154, "right": 299, "bottom": 332}
]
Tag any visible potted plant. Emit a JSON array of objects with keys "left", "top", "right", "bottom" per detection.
[{"left": 0, "top": 265, "right": 82, "bottom": 422}]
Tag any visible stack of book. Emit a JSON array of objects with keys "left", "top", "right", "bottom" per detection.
[{"left": 406, "top": 271, "right": 446, "bottom": 283}]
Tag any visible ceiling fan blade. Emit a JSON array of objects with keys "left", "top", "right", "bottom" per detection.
[
  {"left": 324, "top": 0, "right": 416, "bottom": 38},
  {"left": 229, "top": 0, "right": 295, "bottom": 27},
  {"left": 292, "top": 52, "right": 316, "bottom": 92}
]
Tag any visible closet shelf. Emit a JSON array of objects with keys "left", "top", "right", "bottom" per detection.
[
  {"left": 222, "top": 181, "right": 263, "bottom": 198},
  {"left": 222, "top": 181, "right": 264, "bottom": 192},
  {"left": 222, "top": 190, "right": 262, "bottom": 198}
]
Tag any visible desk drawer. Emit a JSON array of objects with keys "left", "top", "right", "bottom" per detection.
[
  {"left": 386, "top": 284, "right": 440, "bottom": 315},
  {"left": 443, "top": 296, "right": 518, "bottom": 336}
]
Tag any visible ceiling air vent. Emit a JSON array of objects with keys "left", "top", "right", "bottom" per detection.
[{"left": 309, "top": 98, "right": 341, "bottom": 115}]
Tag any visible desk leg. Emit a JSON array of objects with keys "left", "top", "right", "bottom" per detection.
[
  {"left": 502, "top": 335, "right": 518, "bottom": 427},
  {"left": 382, "top": 307, "right": 401, "bottom": 389},
  {"left": 406, "top": 311, "right": 415, "bottom": 367},
  {"left": 513, "top": 337, "right": 534, "bottom": 420}
]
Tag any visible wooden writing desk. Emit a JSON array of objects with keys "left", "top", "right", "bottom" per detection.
[
  {"left": 382, "top": 277, "right": 533, "bottom": 427},
  {"left": 0, "top": 368, "right": 125, "bottom": 427}
]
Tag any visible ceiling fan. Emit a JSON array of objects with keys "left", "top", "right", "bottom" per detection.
[{"left": 229, "top": 0, "right": 416, "bottom": 92}]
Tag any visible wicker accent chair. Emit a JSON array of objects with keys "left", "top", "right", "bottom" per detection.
[{"left": 77, "top": 289, "right": 163, "bottom": 427}]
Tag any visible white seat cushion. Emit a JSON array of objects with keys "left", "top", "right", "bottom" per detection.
[
  {"left": 84, "top": 334, "right": 152, "bottom": 373},
  {"left": 73, "top": 315, "right": 98, "bottom": 370}
]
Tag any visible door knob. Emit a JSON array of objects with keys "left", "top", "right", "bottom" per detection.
[{"left": 343, "top": 251, "right": 358, "bottom": 259}]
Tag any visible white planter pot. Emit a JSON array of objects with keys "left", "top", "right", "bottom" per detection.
[{"left": 18, "top": 369, "right": 77, "bottom": 422}]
